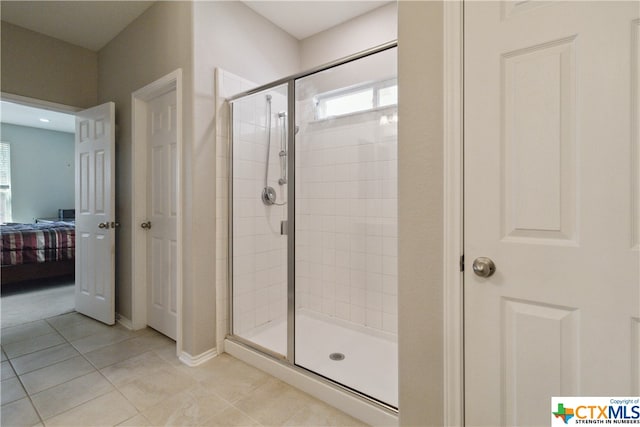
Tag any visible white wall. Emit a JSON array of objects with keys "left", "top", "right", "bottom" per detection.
[
  {"left": 300, "top": 2, "right": 397, "bottom": 70},
  {"left": 295, "top": 107, "right": 398, "bottom": 334},
  {"left": 1, "top": 123, "right": 74, "bottom": 223},
  {"left": 193, "top": 1, "right": 300, "bottom": 355}
]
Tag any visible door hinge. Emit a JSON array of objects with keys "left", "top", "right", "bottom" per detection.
[{"left": 459, "top": 254, "right": 465, "bottom": 272}]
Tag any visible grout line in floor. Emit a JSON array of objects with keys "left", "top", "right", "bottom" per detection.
[
  {"left": 6, "top": 313, "right": 155, "bottom": 424},
  {"left": 4, "top": 355, "right": 46, "bottom": 425}
]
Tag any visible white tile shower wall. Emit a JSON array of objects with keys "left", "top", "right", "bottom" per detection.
[
  {"left": 295, "top": 106, "right": 398, "bottom": 335},
  {"left": 215, "top": 69, "right": 258, "bottom": 351},
  {"left": 231, "top": 86, "right": 289, "bottom": 337}
]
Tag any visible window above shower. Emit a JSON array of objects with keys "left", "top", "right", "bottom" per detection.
[{"left": 313, "top": 78, "right": 397, "bottom": 121}]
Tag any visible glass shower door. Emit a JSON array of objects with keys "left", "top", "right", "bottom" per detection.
[
  {"left": 231, "top": 84, "right": 289, "bottom": 357},
  {"left": 294, "top": 47, "right": 398, "bottom": 407}
]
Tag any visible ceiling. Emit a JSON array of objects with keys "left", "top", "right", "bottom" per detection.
[
  {"left": 0, "top": 1, "right": 154, "bottom": 51},
  {"left": 0, "top": 101, "right": 76, "bottom": 133},
  {"left": 1, "top": 1, "right": 392, "bottom": 52},
  {"left": 243, "top": 1, "right": 391, "bottom": 40}
]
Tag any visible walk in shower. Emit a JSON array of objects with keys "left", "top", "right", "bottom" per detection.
[{"left": 229, "top": 44, "right": 398, "bottom": 409}]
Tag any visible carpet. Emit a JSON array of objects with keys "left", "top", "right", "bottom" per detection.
[{"left": 1, "top": 278, "right": 75, "bottom": 328}]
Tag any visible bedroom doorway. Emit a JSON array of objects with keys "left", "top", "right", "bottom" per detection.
[
  {"left": 0, "top": 97, "right": 78, "bottom": 328},
  {"left": 1, "top": 94, "right": 118, "bottom": 329}
]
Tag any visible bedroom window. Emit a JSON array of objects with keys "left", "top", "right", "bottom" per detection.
[{"left": 0, "top": 142, "right": 12, "bottom": 223}]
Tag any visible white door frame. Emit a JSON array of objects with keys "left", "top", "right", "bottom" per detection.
[
  {"left": 1, "top": 92, "right": 81, "bottom": 114},
  {"left": 443, "top": 1, "right": 464, "bottom": 426},
  {"left": 131, "top": 69, "right": 183, "bottom": 356}
]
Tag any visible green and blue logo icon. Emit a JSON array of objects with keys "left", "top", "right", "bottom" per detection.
[{"left": 553, "top": 403, "right": 575, "bottom": 424}]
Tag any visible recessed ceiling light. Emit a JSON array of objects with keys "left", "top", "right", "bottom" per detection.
[{"left": 39, "top": 118, "right": 50, "bottom": 123}]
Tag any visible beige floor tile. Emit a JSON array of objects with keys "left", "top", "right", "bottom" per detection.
[
  {"left": 70, "top": 328, "right": 133, "bottom": 354},
  {"left": 45, "top": 312, "right": 90, "bottom": 330},
  {"left": 141, "top": 384, "right": 231, "bottom": 426},
  {"left": 83, "top": 334, "right": 174, "bottom": 370},
  {"left": 3, "top": 332, "right": 65, "bottom": 359},
  {"left": 116, "top": 413, "right": 153, "bottom": 427},
  {"left": 1, "top": 360, "right": 16, "bottom": 380},
  {"left": 10, "top": 343, "right": 79, "bottom": 375},
  {"left": 1, "top": 376, "right": 27, "bottom": 405},
  {"left": 0, "top": 397, "right": 41, "bottom": 427},
  {"left": 233, "top": 378, "right": 317, "bottom": 426},
  {"left": 30, "top": 371, "right": 113, "bottom": 420},
  {"left": 283, "top": 400, "right": 369, "bottom": 427},
  {"left": 53, "top": 319, "right": 115, "bottom": 342},
  {"left": 130, "top": 330, "right": 175, "bottom": 350},
  {"left": 208, "top": 406, "right": 262, "bottom": 427},
  {"left": 20, "top": 355, "right": 95, "bottom": 394},
  {"left": 100, "top": 350, "right": 174, "bottom": 387},
  {"left": 187, "top": 354, "right": 271, "bottom": 403},
  {"left": 44, "top": 390, "right": 138, "bottom": 426},
  {"left": 117, "top": 366, "right": 197, "bottom": 412},
  {"left": 1, "top": 321, "right": 55, "bottom": 345},
  {"left": 153, "top": 345, "right": 182, "bottom": 367}
]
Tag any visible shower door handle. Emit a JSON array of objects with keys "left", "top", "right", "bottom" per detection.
[{"left": 280, "top": 220, "right": 288, "bottom": 236}]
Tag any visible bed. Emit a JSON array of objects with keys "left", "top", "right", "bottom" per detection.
[{"left": 1, "top": 221, "right": 75, "bottom": 285}]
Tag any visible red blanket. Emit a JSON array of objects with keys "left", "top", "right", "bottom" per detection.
[{"left": 1, "top": 222, "right": 75, "bottom": 266}]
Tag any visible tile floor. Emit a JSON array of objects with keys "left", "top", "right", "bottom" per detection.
[{"left": 1, "top": 312, "right": 367, "bottom": 426}]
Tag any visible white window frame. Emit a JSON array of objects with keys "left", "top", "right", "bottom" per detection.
[
  {"left": 314, "top": 78, "right": 398, "bottom": 120},
  {"left": 0, "top": 141, "right": 12, "bottom": 223}
]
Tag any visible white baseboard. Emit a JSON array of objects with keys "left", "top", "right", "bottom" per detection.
[
  {"left": 116, "top": 314, "right": 133, "bottom": 330},
  {"left": 179, "top": 348, "right": 218, "bottom": 367}
]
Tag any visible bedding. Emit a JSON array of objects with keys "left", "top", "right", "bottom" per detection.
[{"left": 1, "top": 221, "right": 75, "bottom": 267}]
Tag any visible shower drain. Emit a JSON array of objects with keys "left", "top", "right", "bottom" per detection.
[{"left": 329, "top": 352, "right": 345, "bottom": 361}]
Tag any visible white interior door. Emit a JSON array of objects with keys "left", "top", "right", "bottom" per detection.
[
  {"left": 145, "top": 89, "right": 178, "bottom": 340},
  {"left": 75, "top": 102, "right": 116, "bottom": 325},
  {"left": 464, "top": 2, "right": 640, "bottom": 425}
]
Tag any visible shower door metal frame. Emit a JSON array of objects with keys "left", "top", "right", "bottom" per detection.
[
  {"left": 227, "top": 40, "right": 399, "bottom": 413},
  {"left": 286, "top": 79, "right": 296, "bottom": 364}
]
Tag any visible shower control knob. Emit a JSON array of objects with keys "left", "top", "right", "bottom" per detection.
[
  {"left": 262, "top": 187, "right": 277, "bottom": 206},
  {"left": 472, "top": 257, "right": 496, "bottom": 278}
]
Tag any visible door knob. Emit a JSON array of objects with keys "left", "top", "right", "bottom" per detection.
[
  {"left": 472, "top": 257, "right": 496, "bottom": 278},
  {"left": 98, "top": 222, "right": 109, "bottom": 229},
  {"left": 140, "top": 221, "right": 151, "bottom": 230}
]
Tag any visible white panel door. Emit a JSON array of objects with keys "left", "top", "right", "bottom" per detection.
[
  {"left": 75, "top": 102, "right": 116, "bottom": 325},
  {"left": 465, "top": 2, "right": 640, "bottom": 425},
  {"left": 146, "top": 90, "right": 178, "bottom": 340}
]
